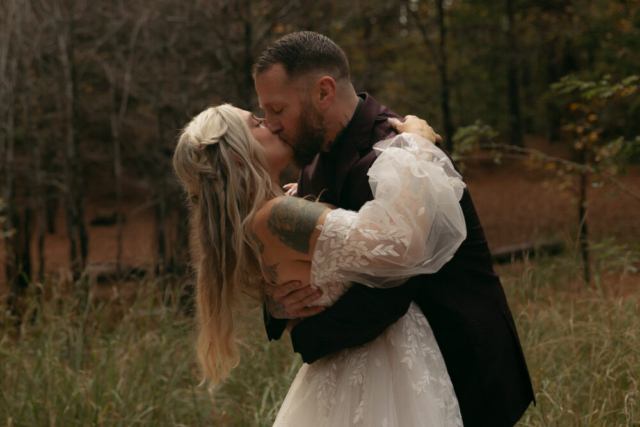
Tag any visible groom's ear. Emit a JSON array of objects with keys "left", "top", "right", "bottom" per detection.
[{"left": 313, "top": 76, "right": 337, "bottom": 110}]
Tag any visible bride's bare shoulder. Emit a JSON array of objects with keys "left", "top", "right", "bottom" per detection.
[{"left": 252, "top": 196, "right": 330, "bottom": 262}]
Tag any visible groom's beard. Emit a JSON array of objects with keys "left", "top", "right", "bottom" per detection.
[{"left": 291, "top": 99, "right": 328, "bottom": 169}]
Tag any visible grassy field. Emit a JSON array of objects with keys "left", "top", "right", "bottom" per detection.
[{"left": 1, "top": 241, "right": 639, "bottom": 426}]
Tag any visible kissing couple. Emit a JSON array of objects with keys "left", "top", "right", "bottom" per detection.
[{"left": 173, "top": 32, "right": 535, "bottom": 426}]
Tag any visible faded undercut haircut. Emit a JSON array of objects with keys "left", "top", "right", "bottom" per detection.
[{"left": 252, "top": 31, "right": 350, "bottom": 84}]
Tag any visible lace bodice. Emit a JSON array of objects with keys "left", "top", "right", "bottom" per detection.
[{"left": 309, "top": 133, "right": 467, "bottom": 306}]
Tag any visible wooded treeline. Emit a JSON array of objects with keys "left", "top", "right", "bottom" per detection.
[{"left": 1, "top": 0, "right": 638, "bottom": 299}]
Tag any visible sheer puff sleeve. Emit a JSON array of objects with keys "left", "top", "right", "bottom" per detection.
[{"left": 310, "top": 133, "right": 467, "bottom": 289}]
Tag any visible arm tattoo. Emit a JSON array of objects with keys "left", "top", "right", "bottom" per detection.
[
  {"left": 267, "top": 198, "right": 326, "bottom": 254},
  {"left": 265, "top": 289, "right": 293, "bottom": 319}
]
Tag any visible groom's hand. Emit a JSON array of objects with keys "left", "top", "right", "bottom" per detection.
[{"left": 265, "top": 281, "right": 325, "bottom": 319}]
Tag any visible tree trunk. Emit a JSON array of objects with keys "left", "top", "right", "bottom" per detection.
[
  {"left": 112, "top": 14, "right": 144, "bottom": 275},
  {"left": 506, "top": 0, "right": 523, "bottom": 147},
  {"left": 110, "top": 84, "right": 124, "bottom": 275},
  {"left": 45, "top": 191, "right": 59, "bottom": 233},
  {"left": 437, "top": 0, "right": 454, "bottom": 152},
  {"left": 545, "top": 38, "right": 561, "bottom": 142},
  {"left": 155, "top": 110, "right": 168, "bottom": 276},
  {"left": 15, "top": 93, "right": 34, "bottom": 289},
  {"left": 173, "top": 198, "right": 190, "bottom": 276},
  {"left": 29, "top": 58, "right": 46, "bottom": 285},
  {"left": 521, "top": 57, "right": 534, "bottom": 133},
  {"left": 4, "top": 87, "right": 18, "bottom": 300},
  {"left": 361, "top": 5, "right": 375, "bottom": 94},
  {"left": 58, "top": 12, "right": 88, "bottom": 287},
  {"left": 3, "top": 58, "right": 26, "bottom": 317},
  {"left": 35, "top": 136, "right": 46, "bottom": 283},
  {"left": 59, "top": 30, "right": 80, "bottom": 279},
  {"left": 240, "top": 0, "right": 255, "bottom": 110},
  {"left": 0, "top": 5, "right": 16, "bottom": 291},
  {"left": 11, "top": 186, "right": 33, "bottom": 291},
  {"left": 4, "top": 76, "right": 33, "bottom": 316},
  {"left": 578, "top": 150, "right": 590, "bottom": 284}
]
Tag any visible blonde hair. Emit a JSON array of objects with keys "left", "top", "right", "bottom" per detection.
[{"left": 173, "top": 104, "right": 278, "bottom": 386}]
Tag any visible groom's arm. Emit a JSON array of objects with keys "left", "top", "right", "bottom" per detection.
[
  {"left": 290, "top": 279, "right": 420, "bottom": 364},
  {"left": 263, "top": 305, "right": 288, "bottom": 340}
]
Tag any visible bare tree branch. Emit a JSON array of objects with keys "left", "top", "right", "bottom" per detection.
[{"left": 460, "top": 144, "right": 640, "bottom": 203}]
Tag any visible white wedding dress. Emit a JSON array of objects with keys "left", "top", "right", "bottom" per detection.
[{"left": 273, "top": 134, "right": 467, "bottom": 427}]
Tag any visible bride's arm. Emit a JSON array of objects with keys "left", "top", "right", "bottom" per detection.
[
  {"left": 253, "top": 197, "right": 331, "bottom": 266},
  {"left": 309, "top": 133, "right": 466, "bottom": 289}
]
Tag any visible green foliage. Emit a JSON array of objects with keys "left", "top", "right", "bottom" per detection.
[
  {"left": 552, "top": 74, "right": 640, "bottom": 176},
  {"left": 595, "top": 135, "right": 640, "bottom": 168},
  {"left": 452, "top": 120, "right": 500, "bottom": 156},
  {"left": 590, "top": 238, "right": 640, "bottom": 274},
  {"left": 551, "top": 74, "right": 639, "bottom": 100},
  {"left": 451, "top": 121, "right": 503, "bottom": 171}
]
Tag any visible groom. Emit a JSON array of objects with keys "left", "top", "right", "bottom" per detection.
[{"left": 253, "top": 31, "right": 534, "bottom": 427}]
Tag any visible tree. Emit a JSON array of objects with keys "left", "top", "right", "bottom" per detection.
[
  {"left": 94, "top": 5, "right": 147, "bottom": 274},
  {"left": 454, "top": 74, "right": 640, "bottom": 283},
  {"left": 1, "top": 0, "right": 36, "bottom": 315},
  {"left": 505, "top": 0, "right": 523, "bottom": 146},
  {"left": 408, "top": 0, "right": 455, "bottom": 152},
  {"left": 551, "top": 74, "right": 640, "bottom": 282},
  {"left": 53, "top": 0, "right": 89, "bottom": 282}
]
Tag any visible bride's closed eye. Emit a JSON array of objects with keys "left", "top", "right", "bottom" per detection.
[{"left": 251, "top": 115, "right": 266, "bottom": 127}]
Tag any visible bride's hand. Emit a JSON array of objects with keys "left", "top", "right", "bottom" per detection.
[{"left": 389, "top": 115, "right": 443, "bottom": 145}]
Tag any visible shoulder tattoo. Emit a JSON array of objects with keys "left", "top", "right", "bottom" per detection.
[{"left": 267, "top": 198, "right": 326, "bottom": 254}]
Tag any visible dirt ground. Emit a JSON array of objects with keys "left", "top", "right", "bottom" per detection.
[{"left": 1, "top": 137, "right": 639, "bottom": 290}]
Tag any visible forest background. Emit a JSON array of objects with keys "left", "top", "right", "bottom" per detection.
[{"left": 1, "top": 0, "right": 639, "bottom": 425}]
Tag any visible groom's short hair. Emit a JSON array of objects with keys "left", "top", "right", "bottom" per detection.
[{"left": 252, "top": 31, "right": 350, "bottom": 84}]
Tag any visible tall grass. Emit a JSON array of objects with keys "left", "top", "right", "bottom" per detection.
[
  {"left": 1, "top": 241, "right": 638, "bottom": 426},
  {"left": 505, "top": 241, "right": 639, "bottom": 426},
  {"left": 0, "top": 280, "right": 300, "bottom": 426}
]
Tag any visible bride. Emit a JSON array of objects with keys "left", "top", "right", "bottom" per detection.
[{"left": 173, "top": 104, "right": 467, "bottom": 426}]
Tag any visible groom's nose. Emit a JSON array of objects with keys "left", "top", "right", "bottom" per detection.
[{"left": 265, "top": 116, "right": 283, "bottom": 134}]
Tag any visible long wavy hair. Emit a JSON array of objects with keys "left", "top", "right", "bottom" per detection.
[{"left": 173, "top": 104, "right": 278, "bottom": 385}]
